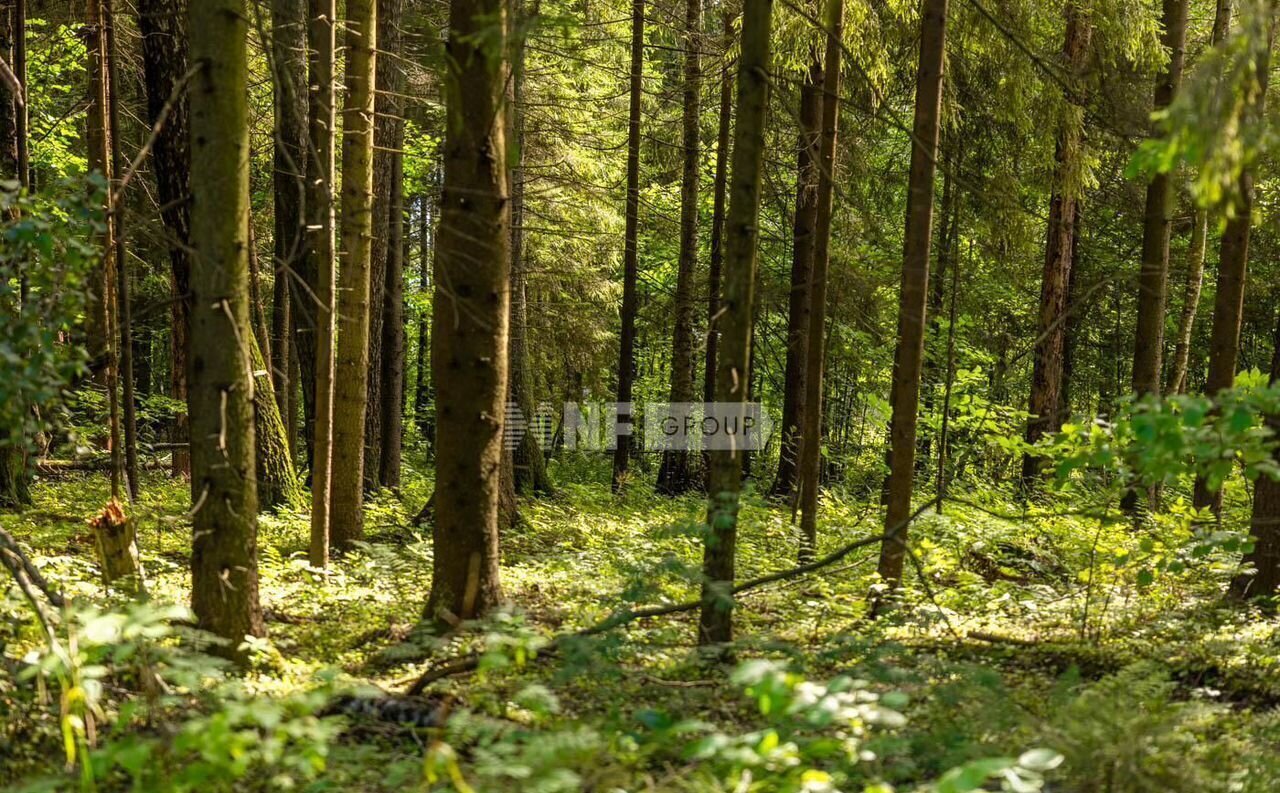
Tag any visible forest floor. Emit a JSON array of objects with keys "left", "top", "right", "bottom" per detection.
[{"left": 5, "top": 458, "right": 1280, "bottom": 790}]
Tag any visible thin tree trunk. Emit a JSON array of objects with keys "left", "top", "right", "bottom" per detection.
[
  {"left": 1194, "top": 20, "right": 1272, "bottom": 513},
  {"left": 304, "top": 0, "right": 336, "bottom": 566},
  {"left": 138, "top": 0, "right": 192, "bottom": 480},
  {"left": 1166, "top": 207, "right": 1207, "bottom": 396},
  {"left": 1020, "top": 1, "right": 1090, "bottom": 492},
  {"left": 655, "top": 0, "right": 702, "bottom": 496},
  {"left": 1229, "top": 310, "right": 1280, "bottom": 600},
  {"left": 271, "top": 0, "right": 307, "bottom": 461},
  {"left": 874, "top": 0, "right": 948, "bottom": 601},
  {"left": 425, "top": 0, "right": 509, "bottom": 626},
  {"left": 329, "top": 0, "right": 377, "bottom": 549},
  {"left": 1130, "top": 0, "right": 1189, "bottom": 398},
  {"left": 380, "top": 136, "right": 405, "bottom": 488},
  {"left": 415, "top": 191, "right": 434, "bottom": 445},
  {"left": 770, "top": 54, "right": 821, "bottom": 501},
  {"left": 364, "top": 0, "right": 403, "bottom": 491},
  {"left": 252, "top": 336, "right": 303, "bottom": 507},
  {"left": 612, "top": 0, "right": 643, "bottom": 493},
  {"left": 105, "top": 0, "right": 139, "bottom": 502},
  {"left": 702, "top": 10, "right": 732, "bottom": 487},
  {"left": 699, "top": 0, "right": 772, "bottom": 646},
  {"left": 796, "top": 0, "right": 842, "bottom": 561},
  {"left": 187, "top": 0, "right": 265, "bottom": 660},
  {"left": 14, "top": 0, "right": 26, "bottom": 192}
]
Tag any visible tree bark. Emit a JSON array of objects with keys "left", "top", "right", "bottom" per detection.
[
  {"left": 699, "top": 0, "right": 772, "bottom": 646},
  {"left": 1019, "top": 1, "right": 1090, "bottom": 491},
  {"left": 797, "top": 0, "right": 842, "bottom": 561},
  {"left": 770, "top": 54, "right": 821, "bottom": 501},
  {"left": 1193, "top": 19, "right": 1272, "bottom": 513},
  {"left": 1166, "top": 208, "right": 1207, "bottom": 395},
  {"left": 187, "top": 0, "right": 265, "bottom": 659},
  {"left": 703, "top": 10, "right": 732, "bottom": 411},
  {"left": 415, "top": 190, "right": 435, "bottom": 445},
  {"left": 304, "top": 0, "right": 336, "bottom": 566},
  {"left": 379, "top": 144, "right": 406, "bottom": 489},
  {"left": 137, "top": 0, "right": 192, "bottom": 480},
  {"left": 271, "top": 0, "right": 307, "bottom": 462},
  {"left": 655, "top": 0, "right": 702, "bottom": 496},
  {"left": 252, "top": 336, "right": 303, "bottom": 507},
  {"left": 425, "top": 0, "right": 509, "bottom": 625},
  {"left": 874, "top": 0, "right": 948, "bottom": 600},
  {"left": 329, "top": 0, "right": 377, "bottom": 549},
  {"left": 1229, "top": 311, "right": 1280, "bottom": 600},
  {"left": 611, "top": 0, "right": 643, "bottom": 493},
  {"left": 1130, "top": 0, "right": 1189, "bottom": 398}
]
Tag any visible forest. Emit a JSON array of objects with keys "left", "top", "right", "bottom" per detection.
[{"left": 1, "top": 0, "right": 1280, "bottom": 788}]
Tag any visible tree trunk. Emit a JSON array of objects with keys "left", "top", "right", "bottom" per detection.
[
  {"left": 271, "top": 0, "right": 307, "bottom": 462},
  {"left": 1019, "top": 1, "right": 1090, "bottom": 492},
  {"left": 611, "top": 0, "right": 643, "bottom": 493},
  {"left": 1166, "top": 208, "right": 1207, "bottom": 395},
  {"left": 1130, "top": 0, "right": 1189, "bottom": 398},
  {"left": 425, "top": 0, "right": 509, "bottom": 626},
  {"left": 874, "top": 0, "right": 948, "bottom": 600},
  {"left": 415, "top": 191, "right": 435, "bottom": 445},
  {"left": 379, "top": 143, "right": 406, "bottom": 489},
  {"left": 796, "top": 0, "right": 842, "bottom": 561},
  {"left": 137, "top": 0, "right": 192, "bottom": 480},
  {"left": 329, "top": 0, "right": 377, "bottom": 549},
  {"left": 699, "top": 0, "right": 771, "bottom": 646},
  {"left": 1229, "top": 311, "right": 1280, "bottom": 600},
  {"left": 702, "top": 10, "right": 732, "bottom": 487},
  {"left": 304, "top": 0, "right": 336, "bottom": 566},
  {"left": 655, "top": 0, "right": 702, "bottom": 496},
  {"left": 363, "top": 0, "right": 403, "bottom": 492},
  {"left": 252, "top": 336, "right": 303, "bottom": 507},
  {"left": 187, "top": 0, "right": 265, "bottom": 659},
  {"left": 770, "top": 54, "right": 821, "bottom": 501}
]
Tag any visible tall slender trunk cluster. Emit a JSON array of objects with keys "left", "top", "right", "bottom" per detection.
[
  {"left": 771, "top": 54, "right": 821, "bottom": 501},
  {"left": 425, "top": 0, "right": 509, "bottom": 624},
  {"left": 656, "top": 0, "right": 702, "bottom": 495},
  {"left": 329, "top": 0, "right": 377, "bottom": 548},
  {"left": 187, "top": 0, "right": 265, "bottom": 657},
  {"left": 797, "top": 0, "right": 843, "bottom": 560},
  {"left": 699, "top": 0, "right": 773, "bottom": 646},
  {"left": 612, "top": 0, "right": 643, "bottom": 493},
  {"left": 874, "top": 0, "right": 948, "bottom": 601},
  {"left": 1020, "top": 1, "right": 1091, "bottom": 491}
]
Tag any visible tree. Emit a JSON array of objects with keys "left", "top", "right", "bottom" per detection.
[
  {"left": 1019, "top": 2, "right": 1090, "bottom": 491},
  {"left": 874, "top": 0, "right": 948, "bottom": 602},
  {"left": 655, "top": 0, "right": 702, "bottom": 496},
  {"left": 796, "top": 0, "right": 842, "bottom": 561},
  {"left": 187, "top": 0, "right": 265, "bottom": 657},
  {"left": 329, "top": 0, "right": 376, "bottom": 549},
  {"left": 304, "top": 0, "right": 336, "bottom": 566},
  {"left": 364, "top": 0, "right": 404, "bottom": 491},
  {"left": 612, "top": 0, "right": 643, "bottom": 494},
  {"left": 137, "top": 0, "right": 192, "bottom": 480},
  {"left": 271, "top": 0, "right": 308, "bottom": 460},
  {"left": 1130, "top": 0, "right": 1189, "bottom": 399},
  {"left": 703, "top": 9, "right": 733, "bottom": 411},
  {"left": 424, "top": 0, "right": 509, "bottom": 625},
  {"left": 770, "top": 54, "right": 821, "bottom": 501},
  {"left": 1166, "top": 208, "right": 1208, "bottom": 395},
  {"left": 699, "top": 0, "right": 773, "bottom": 646},
  {"left": 1229, "top": 310, "right": 1280, "bottom": 600}
]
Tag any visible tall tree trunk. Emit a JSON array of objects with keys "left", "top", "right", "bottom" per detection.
[
  {"left": 329, "top": 0, "right": 376, "bottom": 549},
  {"left": 137, "top": 0, "right": 192, "bottom": 480},
  {"left": 1019, "top": 1, "right": 1090, "bottom": 492},
  {"left": 698, "top": 0, "right": 772, "bottom": 646},
  {"left": 1166, "top": 208, "right": 1207, "bottom": 395},
  {"left": 252, "top": 336, "right": 303, "bottom": 507},
  {"left": 105, "top": 0, "right": 139, "bottom": 501},
  {"left": 304, "top": 0, "right": 336, "bottom": 566},
  {"left": 363, "top": 0, "right": 403, "bottom": 491},
  {"left": 796, "top": 0, "right": 842, "bottom": 561},
  {"left": 1193, "top": 19, "right": 1272, "bottom": 513},
  {"left": 187, "top": 0, "right": 265, "bottom": 659},
  {"left": 271, "top": 0, "right": 307, "bottom": 462},
  {"left": 1130, "top": 0, "right": 1189, "bottom": 398},
  {"left": 1229, "top": 310, "right": 1280, "bottom": 600},
  {"left": 770, "top": 54, "right": 821, "bottom": 501},
  {"left": 655, "top": 0, "right": 702, "bottom": 496},
  {"left": 1060, "top": 215, "right": 1084, "bottom": 416},
  {"left": 874, "top": 0, "right": 948, "bottom": 601},
  {"left": 611, "top": 0, "right": 643, "bottom": 493},
  {"left": 415, "top": 191, "right": 435, "bottom": 445},
  {"left": 425, "top": 0, "right": 509, "bottom": 626},
  {"left": 702, "top": 10, "right": 732, "bottom": 490},
  {"left": 379, "top": 138, "right": 405, "bottom": 488}
]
